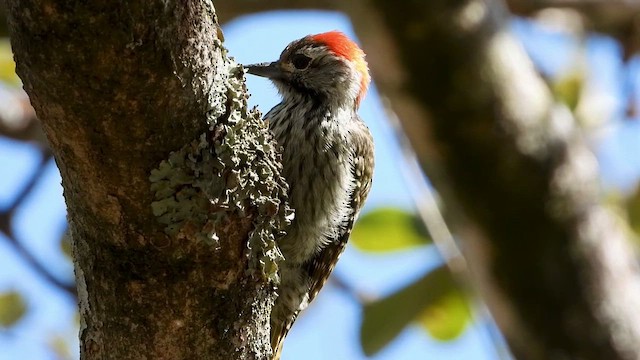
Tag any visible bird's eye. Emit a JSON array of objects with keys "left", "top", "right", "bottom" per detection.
[{"left": 291, "top": 54, "right": 312, "bottom": 70}]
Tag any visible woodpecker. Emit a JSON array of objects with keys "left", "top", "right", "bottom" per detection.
[{"left": 245, "top": 31, "right": 374, "bottom": 359}]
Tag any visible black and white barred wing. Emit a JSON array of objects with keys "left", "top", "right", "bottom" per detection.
[{"left": 303, "top": 117, "right": 374, "bottom": 305}]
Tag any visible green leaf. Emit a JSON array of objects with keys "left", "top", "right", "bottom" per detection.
[
  {"left": 0, "top": 290, "right": 27, "bottom": 327},
  {"left": 551, "top": 70, "right": 584, "bottom": 111},
  {"left": 49, "top": 334, "right": 73, "bottom": 360},
  {"left": 0, "top": 38, "right": 20, "bottom": 86},
  {"left": 59, "top": 230, "right": 72, "bottom": 260},
  {"left": 627, "top": 185, "right": 640, "bottom": 237},
  {"left": 360, "top": 266, "right": 470, "bottom": 356},
  {"left": 351, "top": 207, "right": 431, "bottom": 252},
  {"left": 418, "top": 286, "right": 470, "bottom": 340}
]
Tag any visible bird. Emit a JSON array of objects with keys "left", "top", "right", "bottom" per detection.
[{"left": 245, "top": 31, "right": 374, "bottom": 360}]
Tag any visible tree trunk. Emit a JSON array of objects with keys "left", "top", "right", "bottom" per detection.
[
  {"left": 346, "top": 0, "right": 640, "bottom": 359},
  {"left": 5, "top": 1, "right": 291, "bottom": 359}
]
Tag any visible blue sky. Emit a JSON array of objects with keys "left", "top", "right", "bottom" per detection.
[{"left": 1, "top": 9, "right": 639, "bottom": 360}]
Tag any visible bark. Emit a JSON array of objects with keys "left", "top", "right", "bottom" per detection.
[
  {"left": 5, "top": 1, "right": 290, "bottom": 359},
  {"left": 219, "top": 0, "right": 640, "bottom": 359}
]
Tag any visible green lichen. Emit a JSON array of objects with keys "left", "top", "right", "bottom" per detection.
[{"left": 149, "top": 52, "right": 292, "bottom": 283}]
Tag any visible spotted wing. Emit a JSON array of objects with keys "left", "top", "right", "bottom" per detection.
[
  {"left": 303, "top": 117, "right": 374, "bottom": 305},
  {"left": 271, "top": 117, "right": 374, "bottom": 359}
]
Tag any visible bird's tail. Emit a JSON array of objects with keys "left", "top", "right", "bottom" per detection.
[
  {"left": 271, "top": 320, "right": 293, "bottom": 360},
  {"left": 271, "top": 339, "right": 285, "bottom": 360}
]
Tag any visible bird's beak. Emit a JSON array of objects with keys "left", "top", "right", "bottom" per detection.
[{"left": 244, "top": 61, "right": 283, "bottom": 79}]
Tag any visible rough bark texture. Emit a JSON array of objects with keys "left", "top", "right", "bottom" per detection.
[
  {"left": 219, "top": 0, "right": 640, "bottom": 359},
  {"left": 5, "top": 1, "right": 289, "bottom": 359}
]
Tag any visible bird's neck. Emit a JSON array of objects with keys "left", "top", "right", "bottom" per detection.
[
  {"left": 266, "top": 95, "right": 356, "bottom": 144},
  {"left": 283, "top": 91, "right": 356, "bottom": 115},
  {"left": 275, "top": 81, "right": 357, "bottom": 112}
]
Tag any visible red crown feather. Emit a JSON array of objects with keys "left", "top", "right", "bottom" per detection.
[{"left": 310, "top": 31, "right": 370, "bottom": 106}]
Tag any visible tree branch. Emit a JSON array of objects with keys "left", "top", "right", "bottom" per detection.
[
  {"left": 216, "top": 0, "right": 640, "bottom": 59},
  {"left": 506, "top": 0, "right": 640, "bottom": 58},
  {"left": 0, "top": 88, "right": 47, "bottom": 145},
  {"left": 0, "top": 147, "right": 76, "bottom": 297},
  {"left": 214, "top": 0, "right": 335, "bottom": 23},
  {"left": 340, "top": 0, "right": 640, "bottom": 359}
]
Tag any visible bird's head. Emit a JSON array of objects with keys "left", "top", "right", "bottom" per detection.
[{"left": 245, "top": 31, "right": 370, "bottom": 109}]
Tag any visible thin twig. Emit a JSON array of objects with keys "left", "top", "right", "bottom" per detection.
[
  {"left": 381, "top": 99, "right": 512, "bottom": 360},
  {"left": 0, "top": 146, "right": 77, "bottom": 298}
]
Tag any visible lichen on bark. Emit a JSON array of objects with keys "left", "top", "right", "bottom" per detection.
[{"left": 149, "top": 48, "right": 293, "bottom": 283}]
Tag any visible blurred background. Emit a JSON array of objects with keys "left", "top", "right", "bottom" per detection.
[{"left": 1, "top": 3, "right": 640, "bottom": 360}]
